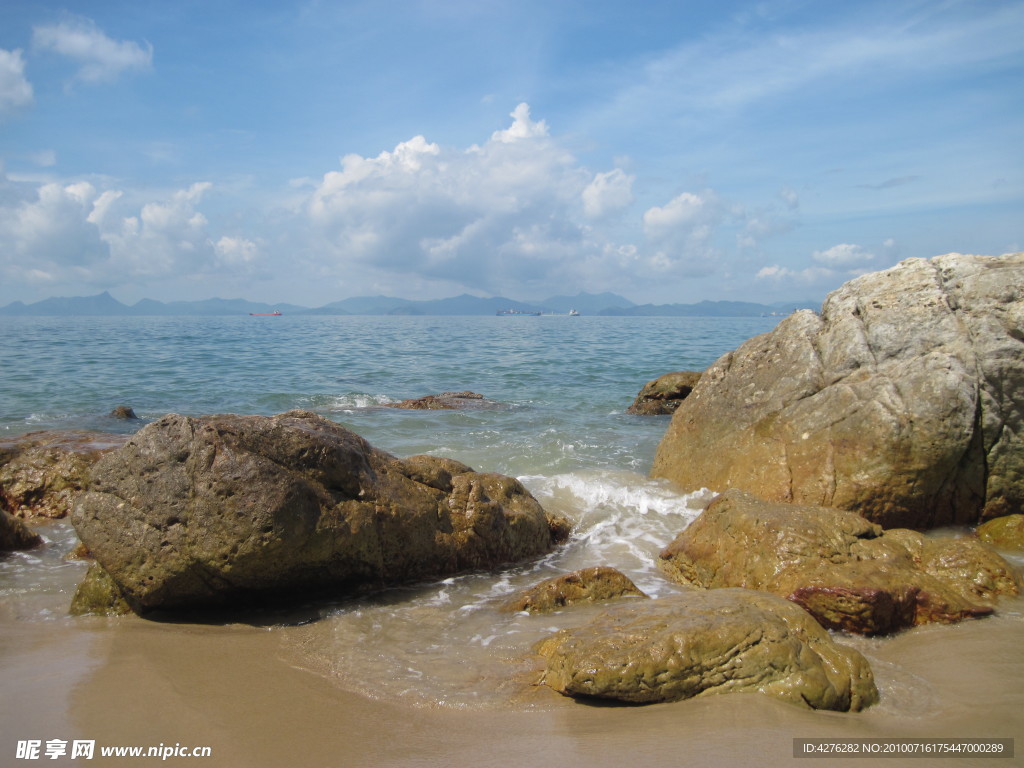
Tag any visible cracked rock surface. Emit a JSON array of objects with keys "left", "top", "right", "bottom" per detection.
[
  {"left": 536, "top": 587, "right": 878, "bottom": 710},
  {"left": 651, "top": 253, "right": 1024, "bottom": 529},
  {"left": 71, "top": 411, "right": 569, "bottom": 615}
]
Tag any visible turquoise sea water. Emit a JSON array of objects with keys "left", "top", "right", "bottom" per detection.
[
  {"left": 0, "top": 314, "right": 777, "bottom": 475},
  {"left": 2, "top": 314, "right": 788, "bottom": 706}
]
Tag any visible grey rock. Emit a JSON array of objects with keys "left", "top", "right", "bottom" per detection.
[{"left": 652, "top": 253, "right": 1024, "bottom": 529}]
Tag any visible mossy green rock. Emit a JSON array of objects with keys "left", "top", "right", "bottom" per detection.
[
  {"left": 537, "top": 588, "right": 878, "bottom": 711},
  {"left": 0, "top": 430, "right": 127, "bottom": 519},
  {"left": 977, "top": 514, "right": 1024, "bottom": 551},
  {"left": 71, "top": 411, "right": 569, "bottom": 615},
  {"left": 502, "top": 566, "right": 647, "bottom": 613},
  {"left": 626, "top": 371, "right": 701, "bottom": 415},
  {"left": 70, "top": 562, "right": 132, "bottom": 616}
]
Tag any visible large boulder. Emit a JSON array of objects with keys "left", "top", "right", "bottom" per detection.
[
  {"left": 0, "top": 431, "right": 128, "bottom": 519},
  {"left": 626, "top": 371, "right": 701, "bottom": 415},
  {"left": 71, "top": 411, "right": 569, "bottom": 614},
  {"left": 658, "top": 490, "right": 1021, "bottom": 635},
  {"left": 651, "top": 253, "right": 1024, "bottom": 529},
  {"left": 536, "top": 588, "right": 878, "bottom": 711},
  {"left": 502, "top": 566, "right": 647, "bottom": 613}
]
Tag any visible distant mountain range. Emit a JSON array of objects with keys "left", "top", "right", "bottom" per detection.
[{"left": 0, "top": 290, "right": 818, "bottom": 317}]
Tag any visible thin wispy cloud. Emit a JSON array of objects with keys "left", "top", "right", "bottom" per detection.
[
  {"left": 857, "top": 176, "right": 921, "bottom": 191},
  {"left": 611, "top": 2, "right": 1024, "bottom": 118},
  {"left": 32, "top": 15, "right": 152, "bottom": 86}
]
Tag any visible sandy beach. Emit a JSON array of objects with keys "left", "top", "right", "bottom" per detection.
[{"left": 3, "top": 592, "right": 1022, "bottom": 768}]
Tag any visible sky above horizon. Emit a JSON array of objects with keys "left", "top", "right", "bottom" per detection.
[{"left": 0, "top": 0, "right": 1021, "bottom": 307}]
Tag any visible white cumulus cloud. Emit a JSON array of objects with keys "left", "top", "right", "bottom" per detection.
[
  {"left": 103, "top": 183, "right": 213, "bottom": 275},
  {"left": 303, "top": 103, "right": 628, "bottom": 295},
  {"left": 0, "top": 49, "right": 33, "bottom": 118},
  {"left": 214, "top": 235, "right": 262, "bottom": 267},
  {"left": 812, "top": 243, "right": 875, "bottom": 268},
  {"left": 0, "top": 176, "right": 247, "bottom": 295},
  {"left": 643, "top": 192, "right": 709, "bottom": 235},
  {"left": 5, "top": 181, "right": 105, "bottom": 263},
  {"left": 32, "top": 15, "right": 152, "bottom": 85},
  {"left": 756, "top": 264, "right": 793, "bottom": 280},
  {"left": 640, "top": 191, "right": 723, "bottom": 276},
  {"left": 756, "top": 263, "right": 835, "bottom": 283},
  {"left": 582, "top": 168, "right": 634, "bottom": 218},
  {"left": 490, "top": 103, "right": 548, "bottom": 143}
]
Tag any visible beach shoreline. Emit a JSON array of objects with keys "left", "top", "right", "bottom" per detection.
[{"left": 3, "top": 594, "right": 1022, "bottom": 767}]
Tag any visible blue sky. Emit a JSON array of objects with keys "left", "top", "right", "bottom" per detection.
[{"left": 0, "top": 0, "right": 1021, "bottom": 307}]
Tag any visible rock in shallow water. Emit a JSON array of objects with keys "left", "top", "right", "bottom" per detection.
[
  {"left": 0, "top": 430, "right": 127, "bottom": 519},
  {"left": 70, "top": 562, "right": 132, "bottom": 616},
  {"left": 626, "top": 371, "right": 701, "bottom": 415},
  {"left": 71, "top": 411, "right": 570, "bottom": 615},
  {"left": 0, "top": 509, "right": 41, "bottom": 551},
  {"left": 502, "top": 566, "right": 647, "bottom": 613},
  {"left": 976, "top": 514, "right": 1024, "bottom": 552},
  {"left": 652, "top": 253, "right": 1024, "bottom": 529},
  {"left": 536, "top": 588, "right": 878, "bottom": 711},
  {"left": 658, "top": 490, "right": 1021, "bottom": 635},
  {"left": 385, "top": 391, "right": 503, "bottom": 410}
]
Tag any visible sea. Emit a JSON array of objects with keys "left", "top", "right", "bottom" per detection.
[
  {"left": 2, "top": 314, "right": 1023, "bottom": 768},
  {"left": 0, "top": 313, "right": 775, "bottom": 700}
]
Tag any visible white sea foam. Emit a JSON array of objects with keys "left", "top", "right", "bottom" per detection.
[
  {"left": 520, "top": 470, "right": 712, "bottom": 595},
  {"left": 290, "top": 469, "right": 713, "bottom": 708},
  {"left": 318, "top": 393, "right": 396, "bottom": 411},
  {"left": 524, "top": 470, "right": 710, "bottom": 518}
]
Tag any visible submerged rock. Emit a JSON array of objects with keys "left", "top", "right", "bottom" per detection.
[
  {"left": 71, "top": 411, "right": 569, "bottom": 615},
  {"left": 502, "top": 566, "right": 647, "bottom": 614},
  {"left": 108, "top": 405, "right": 138, "bottom": 420},
  {"left": 658, "top": 490, "right": 1021, "bottom": 635},
  {"left": 0, "top": 431, "right": 128, "bottom": 519},
  {"left": 626, "top": 371, "right": 701, "bottom": 415},
  {"left": 652, "top": 253, "right": 1024, "bottom": 529},
  {"left": 536, "top": 588, "right": 878, "bottom": 711},
  {"left": 977, "top": 514, "right": 1024, "bottom": 551},
  {"left": 385, "top": 391, "right": 504, "bottom": 410},
  {"left": 0, "top": 509, "right": 42, "bottom": 551}
]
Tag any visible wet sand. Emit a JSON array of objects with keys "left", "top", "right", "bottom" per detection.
[{"left": 2, "top": 599, "right": 1023, "bottom": 768}]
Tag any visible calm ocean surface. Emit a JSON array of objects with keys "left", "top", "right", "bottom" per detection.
[{"left": 0, "top": 314, "right": 778, "bottom": 475}]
